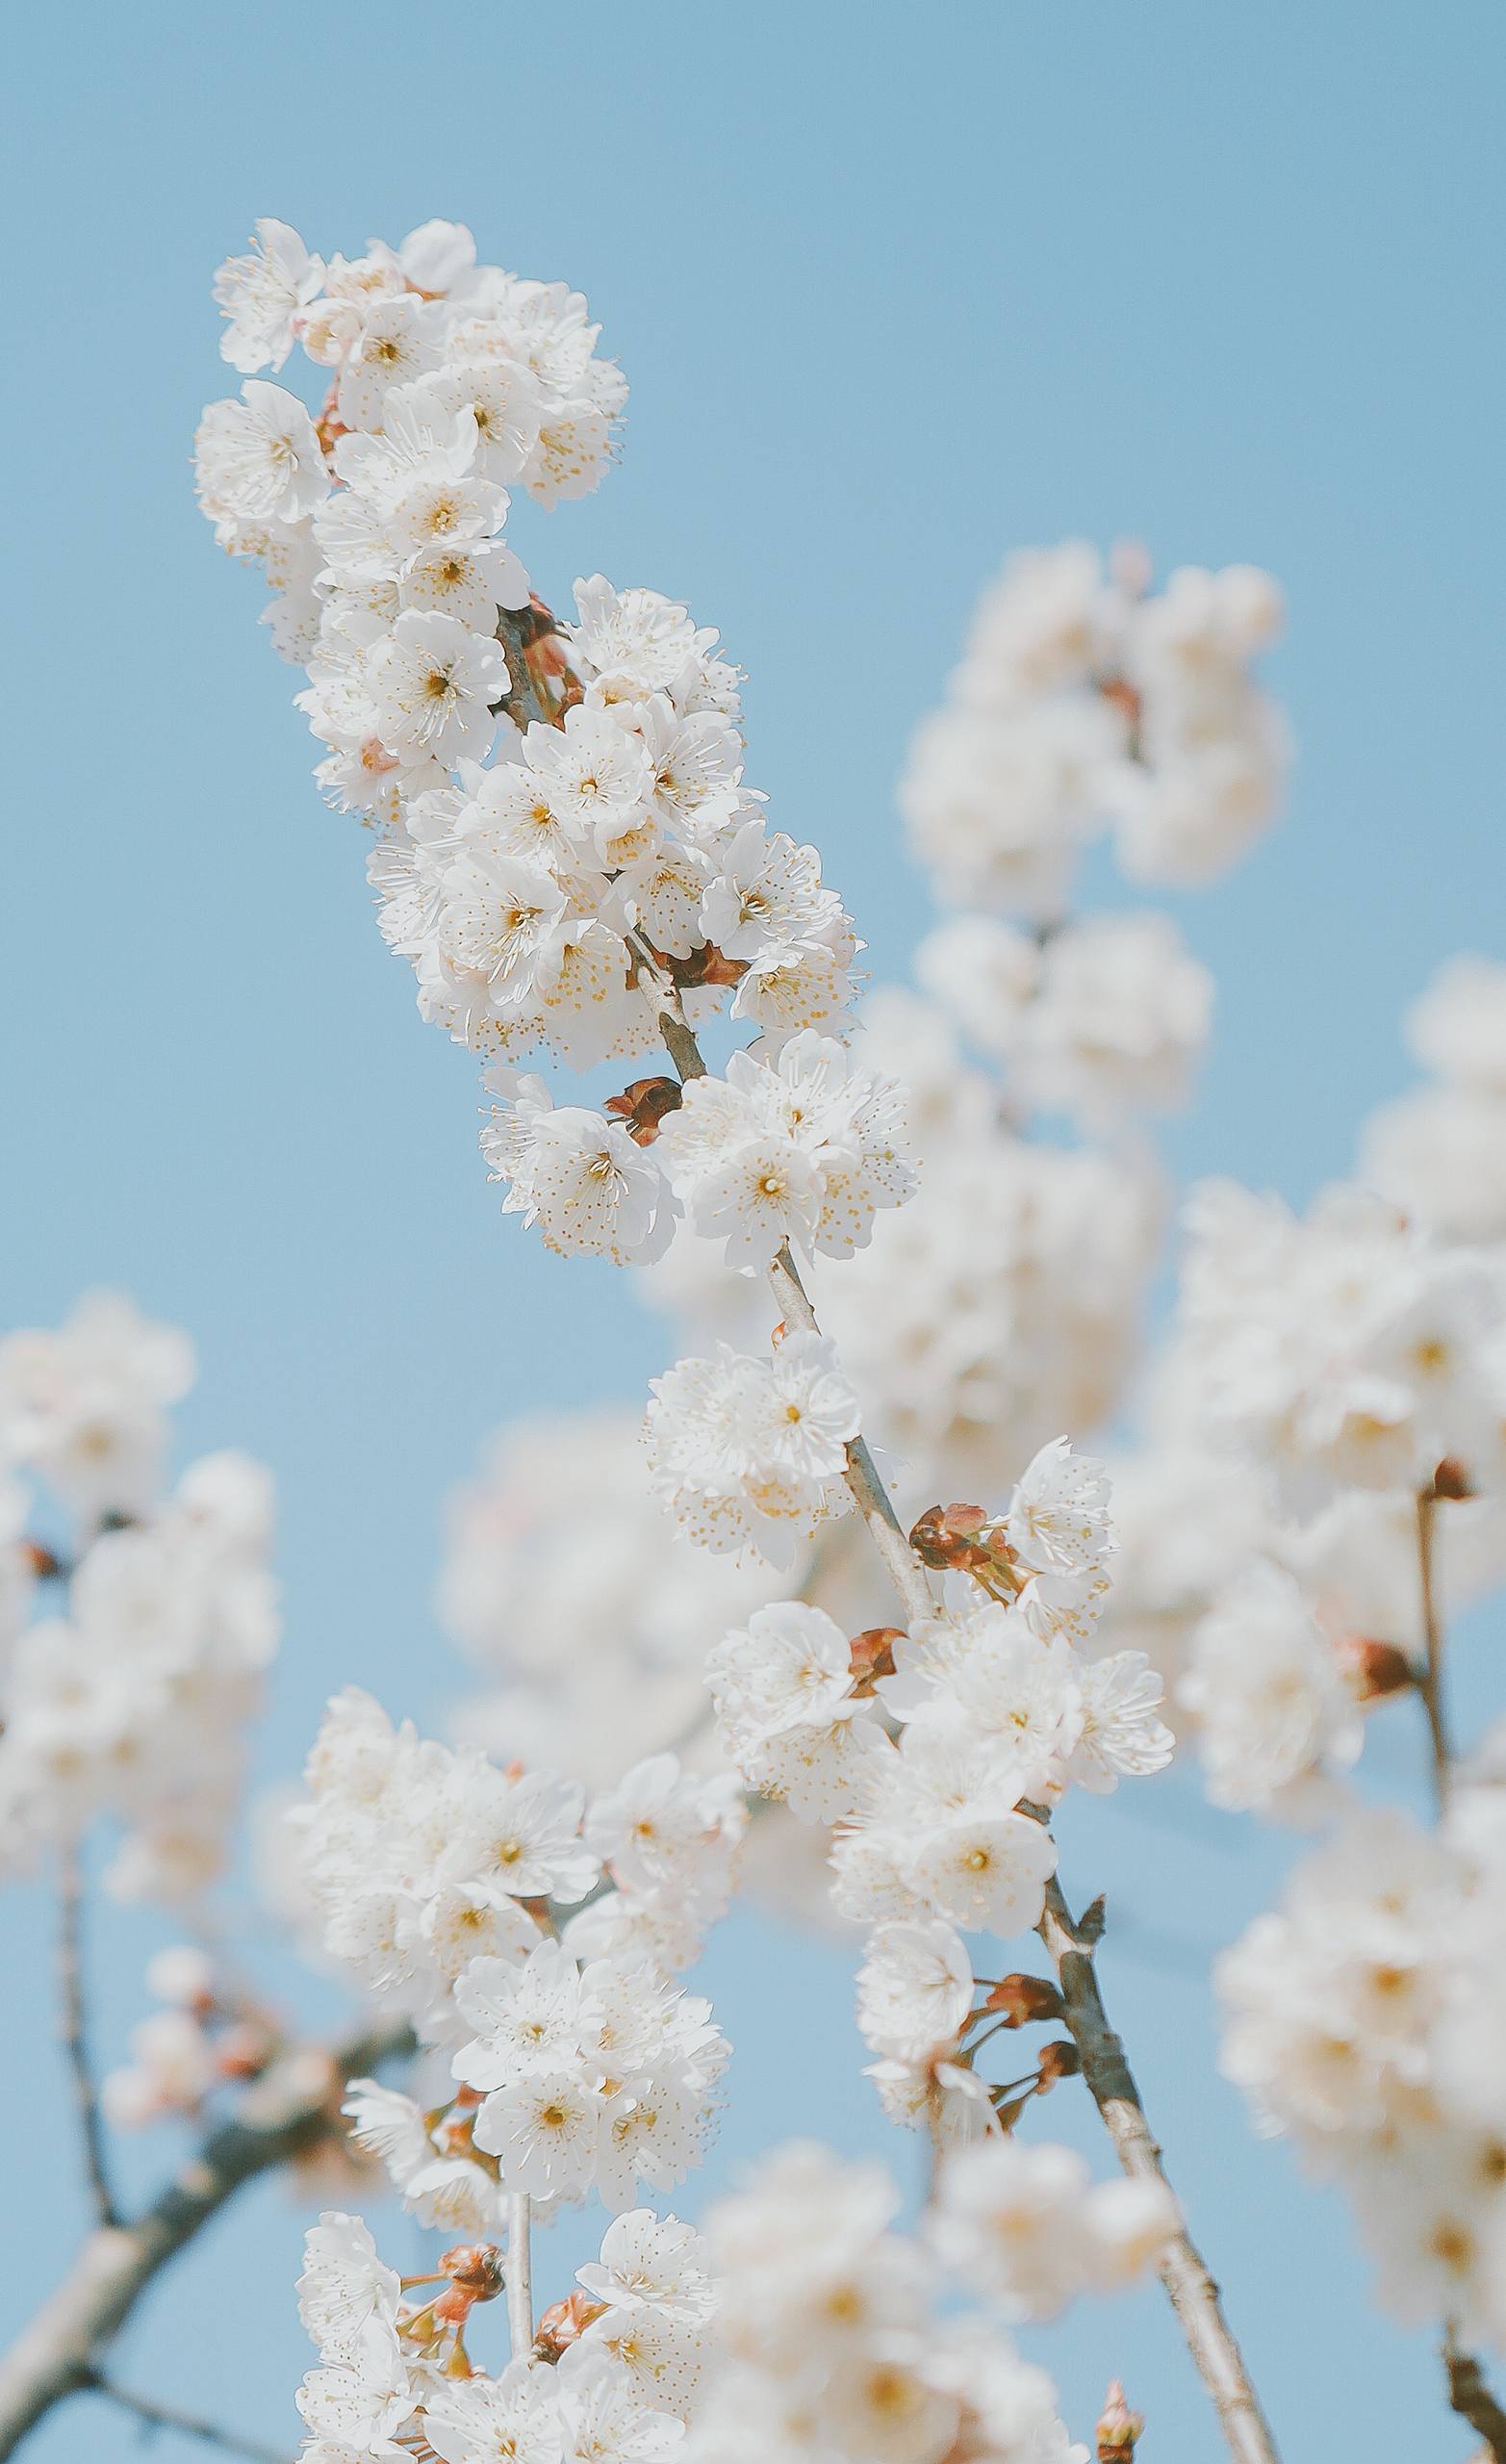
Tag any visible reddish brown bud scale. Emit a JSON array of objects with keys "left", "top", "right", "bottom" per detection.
[
  {"left": 1337, "top": 1633, "right": 1417, "bottom": 1702},
  {"left": 604, "top": 1076, "right": 684, "bottom": 1145},
  {"left": 532, "top": 2291, "right": 608, "bottom": 2363},
  {"left": 663, "top": 940, "right": 749, "bottom": 991},
  {"left": 1431, "top": 1456, "right": 1474, "bottom": 1502},
  {"left": 439, "top": 2242, "right": 505, "bottom": 2299},
  {"left": 982, "top": 1973, "right": 1065, "bottom": 2026},
  {"left": 1035, "top": 2039, "right": 1082, "bottom": 2092},
  {"left": 848, "top": 1627, "right": 905, "bottom": 1694}
]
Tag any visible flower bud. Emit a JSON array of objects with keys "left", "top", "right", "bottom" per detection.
[
  {"left": 981, "top": 1973, "right": 1064, "bottom": 2027},
  {"left": 1096, "top": 2380, "right": 1144, "bottom": 2458},
  {"left": 848, "top": 1627, "right": 904, "bottom": 1694},
  {"left": 440, "top": 2242, "right": 505, "bottom": 2300},
  {"left": 1431, "top": 1456, "right": 1474, "bottom": 1502},
  {"left": 1035, "top": 2039, "right": 1082, "bottom": 2092},
  {"left": 1337, "top": 1633, "right": 1416, "bottom": 1703},
  {"left": 604, "top": 1076, "right": 683, "bottom": 1146}
]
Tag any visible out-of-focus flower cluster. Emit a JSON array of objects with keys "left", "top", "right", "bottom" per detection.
[
  {"left": 1218, "top": 1780, "right": 1506, "bottom": 2350},
  {"left": 0, "top": 1294, "right": 278, "bottom": 1900},
  {"left": 900, "top": 540, "right": 1287, "bottom": 912},
  {"left": 686, "top": 2140, "right": 1170, "bottom": 2464}
]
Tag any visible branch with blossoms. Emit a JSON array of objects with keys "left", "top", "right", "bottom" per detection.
[
  {"left": 180, "top": 210, "right": 1305, "bottom": 2464},
  {"left": 0, "top": 1296, "right": 425, "bottom": 2460}
]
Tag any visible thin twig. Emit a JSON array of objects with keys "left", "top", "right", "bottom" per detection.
[
  {"left": 58, "top": 1847, "right": 118, "bottom": 2229},
  {"left": 1444, "top": 2335, "right": 1506, "bottom": 2461},
  {"left": 0, "top": 2018, "right": 414, "bottom": 2459},
  {"left": 1416, "top": 1487, "right": 1451, "bottom": 1810},
  {"left": 505, "top": 2192, "right": 533, "bottom": 2357},
  {"left": 85, "top": 2372, "right": 289, "bottom": 2463}
]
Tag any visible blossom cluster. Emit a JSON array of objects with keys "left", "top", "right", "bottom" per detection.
[
  {"left": 1171, "top": 1178, "right": 1506, "bottom": 1515},
  {"left": 1218, "top": 1788, "right": 1506, "bottom": 2348},
  {"left": 686, "top": 2140, "right": 1164, "bottom": 2464},
  {"left": 197, "top": 221, "right": 875, "bottom": 1258},
  {"left": 900, "top": 540, "right": 1288, "bottom": 915},
  {"left": 0, "top": 1294, "right": 278, "bottom": 1899},
  {"left": 295, "top": 2204, "right": 704, "bottom": 2464},
  {"left": 295, "top": 1687, "right": 739, "bottom": 2223},
  {"left": 707, "top": 1438, "right": 1173, "bottom": 2135}
]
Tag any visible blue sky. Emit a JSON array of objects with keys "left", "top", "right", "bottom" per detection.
[{"left": 4, "top": 2, "right": 1502, "bottom": 2456}]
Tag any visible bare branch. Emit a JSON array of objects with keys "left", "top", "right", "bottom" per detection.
[
  {"left": 58, "top": 1848, "right": 118, "bottom": 2231},
  {"left": 1445, "top": 2335, "right": 1506, "bottom": 2461},
  {"left": 0, "top": 2018, "right": 413, "bottom": 2460},
  {"left": 506, "top": 2191, "right": 533, "bottom": 2358},
  {"left": 1037, "top": 1877, "right": 1280, "bottom": 2464},
  {"left": 85, "top": 2372, "right": 290, "bottom": 2463}
]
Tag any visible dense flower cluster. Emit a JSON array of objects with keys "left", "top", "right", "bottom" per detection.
[
  {"left": 706, "top": 1438, "right": 1172, "bottom": 2135},
  {"left": 1170, "top": 1180, "right": 1506, "bottom": 1515},
  {"left": 1218, "top": 1787, "right": 1506, "bottom": 2347},
  {"left": 686, "top": 2141, "right": 1150, "bottom": 2464},
  {"left": 197, "top": 219, "right": 870, "bottom": 1255},
  {"left": 644, "top": 1334, "right": 859, "bottom": 1569},
  {"left": 0, "top": 1296, "right": 278, "bottom": 1899},
  {"left": 296, "top": 1687, "right": 737, "bottom": 2222},
  {"left": 295, "top": 2204, "right": 704, "bottom": 2463}
]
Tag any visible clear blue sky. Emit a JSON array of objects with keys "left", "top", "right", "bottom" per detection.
[{"left": 4, "top": 3, "right": 1502, "bottom": 2457}]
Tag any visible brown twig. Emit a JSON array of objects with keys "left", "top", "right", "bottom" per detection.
[
  {"left": 0, "top": 2019, "right": 413, "bottom": 2459},
  {"left": 1037, "top": 1877, "right": 1280, "bottom": 2464},
  {"left": 84, "top": 2372, "right": 290, "bottom": 2463},
  {"left": 1444, "top": 2335, "right": 1506, "bottom": 2461},
  {"left": 58, "top": 1849, "right": 118, "bottom": 2230}
]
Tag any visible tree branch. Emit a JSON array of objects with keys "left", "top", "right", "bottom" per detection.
[
  {"left": 84, "top": 2373, "right": 290, "bottom": 2463},
  {"left": 1037, "top": 1878, "right": 1281, "bottom": 2464},
  {"left": 1445, "top": 2335, "right": 1506, "bottom": 2461},
  {"left": 505, "top": 2192, "right": 533, "bottom": 2358},
  {"left": 651, "top": 965, "right": 1281, "bottom": 2463},
  {"left": 0, "top": 2018, "right": 413, "bottom": 2460},
  {"left": 58, "top": 1849, "right": 118, "bottom": 2231}
]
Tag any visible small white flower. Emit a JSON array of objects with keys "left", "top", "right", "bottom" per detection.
[
  {"left": 368, "top": 612, "right": 506, "bottom": 766},
  {"left": 214, "top": 218, "right": 325, "bottom": 372},
  {"left": 195, "top": 382, "right": 329, "bottom": 530},
  {"left": 856, "top": 1918, "right": 974, "bottom": 2061}
]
